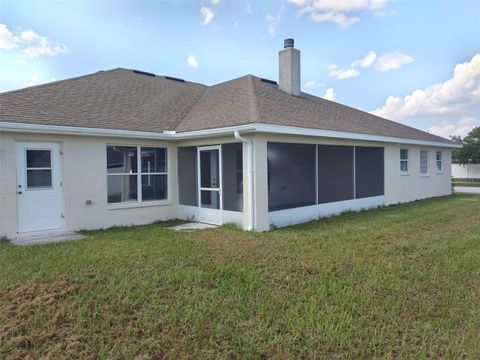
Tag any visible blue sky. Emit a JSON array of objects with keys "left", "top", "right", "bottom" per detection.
[{"left": 1, "top": 0, "right": 479, "bottom": 138}]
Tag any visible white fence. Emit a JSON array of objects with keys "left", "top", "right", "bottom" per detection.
[{"left": 452, "top": 164, "right": 480, "bottom": 179}]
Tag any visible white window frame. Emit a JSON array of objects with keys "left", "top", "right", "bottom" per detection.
[
  {"left": 400, "top": 148, "right": 409, "bottom": 174},
  {"left": 106, "top": 145, "right": 168, "bottom": 205},
  {"left": 420, "top": 150, "right": 429, "bottom": 176},
  {"left": 436, "top": 151, "right": 443, "bottom": 173}
]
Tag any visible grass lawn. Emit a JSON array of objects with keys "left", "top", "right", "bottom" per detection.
[
  {"left": 453, "top": 182, "right": 480, "bottom": 188},
  {"left": 1, "top": 194, "right": 480, "bottom": 359}
]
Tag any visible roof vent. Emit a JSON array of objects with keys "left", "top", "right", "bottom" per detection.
[
  {"left": 165, "top": 76, "right": 185, "bottom": 83},
  {"left": 260, "top": 78, "right": 277, "bottom": 85},
  {"left": 284, "top": 38, "right": 294, "bottom": 48},
  {"left": 132, "top": 70, "right": 156, "bottom": 77}
]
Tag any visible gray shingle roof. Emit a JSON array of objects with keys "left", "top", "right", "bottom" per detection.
[{"left": 0, "top": 68, "right": 453, "bottom": 144}]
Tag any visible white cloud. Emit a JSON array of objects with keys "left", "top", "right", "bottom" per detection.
[
  {"left": 246, "top": 4, "right": 253, "bottom": 14},
  {"left": 288, "top": 0, "right": 388, "bottom": 28},
  {"left": 351, "top": 50, "right": 377, "bottom": 68},
  {"left": 374, "top": 51, "right": 414, "bottom": 72},
  {"left": 200, "top": 6, "right": 215, "bottom": 25},
  {"left": 323, "top": 88, "right": 336, "bottom": 101},
  {"left": 266, "top": 6, "right": 284, "bottom": 36},
  {"left": 22, "top": 75, "right": 57, "bottom": 88},
  {"left": 372, "top": 54, "right": 480, "bottom": 138},
  {"left": 0, "top": 23, "right": 68, "bottom": 58},
  {"left": 211, "top": 0, "right": 220, "bottom": 4},
  {"left": 328, "top": 65, "right": 360, "bottom": 79},
  {"left": 328, "top": 50, "right": 412, "bottom": 80},
  {"left": 0, "top": 24, "right": 18, "bottom": 50},
  {"left": 428, "top": 116, "right": 480, "bottom": 138},
  {"left": 305, "top": 80, "right": 325, "bottom": 88},
  {"left": 187, "top": 55, "right": 198, "bottom": 69},
  {"left": 372, "top": 54, "right": 480, "bottom": 121},
  {"left": 23, "top": 75, "right": 40, "bottom": 87}
]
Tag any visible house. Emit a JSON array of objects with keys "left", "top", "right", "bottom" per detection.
[{"left": 0, "top": 39, "right": 460, "bottom": 236}]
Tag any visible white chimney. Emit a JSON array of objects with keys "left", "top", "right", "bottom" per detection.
[{"left": 279, "top": 38, "right": 301, "bottom": 96}]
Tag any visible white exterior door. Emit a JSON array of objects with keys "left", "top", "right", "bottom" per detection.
[
  {"left": 198, "top": 146, "right": 222, "bottom": 225},
  {"left": 16, "top": 142, "right": 63, "bottom": 233}
]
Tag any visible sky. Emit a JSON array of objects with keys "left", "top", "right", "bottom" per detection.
[{"left": 1, "top": 0, "right": 479, "bottom": 138}]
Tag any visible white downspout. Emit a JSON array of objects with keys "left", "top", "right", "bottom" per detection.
[{"left": 234, "top": 131, "right": 254, "bottom": 231}]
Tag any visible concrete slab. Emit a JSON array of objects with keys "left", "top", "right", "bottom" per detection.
[
  {"left": 12, "top": 230, "right": 84, "bottom": 245},
  {"left": 169, "top": 222, "right": 217, "bottom": 232}
]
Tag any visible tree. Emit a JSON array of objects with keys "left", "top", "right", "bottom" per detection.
[{"left": 451, "top": 127, "right": 480, "bottom": 164}]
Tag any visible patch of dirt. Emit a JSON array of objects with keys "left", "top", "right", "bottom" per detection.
[{"left": 0, "top": 276, "right": 80, "bottom": 359}]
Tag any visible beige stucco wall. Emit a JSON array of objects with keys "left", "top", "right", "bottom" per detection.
[
  {"left": 0, "top": 131, "right": 452, "bottom": 236},
  {"left": 250, "top": 134, "right": 452, "bottom": 231},
  {"left": 0, "top": 132, "right": 178, "bottom": 237}
]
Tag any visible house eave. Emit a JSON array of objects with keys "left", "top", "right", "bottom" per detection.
[{"left": 0, "top": 121, "right": 461, "bottom": 148}]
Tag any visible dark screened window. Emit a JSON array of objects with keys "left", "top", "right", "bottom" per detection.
[
  {"left": 178, "top": 147, "right": 198, "bottom": 206},
  {"left": 318, "top": 145, "right": 354, "bottom": 203},
  {"left": 267, "top": 142, "right": 316, "bottom": 211},
  {"left": 355, "top": 146, "right": 384, "bottom": 198}
]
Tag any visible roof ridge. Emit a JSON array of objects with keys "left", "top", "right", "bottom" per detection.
[
  {"left": 0, "top": 68, "right": 128, "bottom": 96},
  {"left": 247, "top": 75, "right": 262, "bottom": 123}
]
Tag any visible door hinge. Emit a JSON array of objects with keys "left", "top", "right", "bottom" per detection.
[
  {"left": 60, "top": 181, "right": 63, "bottom": 187},
  {"left": 60, "top": 150, "right": 63, "bottom": 155},
  {"left": 61, "top": 213, "right": 65, "bottom": 219}
]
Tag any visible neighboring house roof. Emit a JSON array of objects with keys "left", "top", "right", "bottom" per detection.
[{"left": 0, "top": 68, "right": 453, "bottom": 144}]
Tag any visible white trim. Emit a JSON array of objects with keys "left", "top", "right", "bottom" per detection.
[
  {"left": 197, "top": 145, "right": 223, "bottom": 225},
  {"left": 252, "top": 123, "right": 461, "bottom": 148},
  {"left": 234, "top": 131, "right": 254, "bottom": 230},
  {"left": 1, "top": 121, "right": 461, "bottom": 148},
  {"left": 269, "top": 196, "right": 385, "bottom": 229}
]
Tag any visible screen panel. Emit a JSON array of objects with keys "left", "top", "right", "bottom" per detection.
[
  {"left": 355, "top": 146, "right": 384, "bottom": 199},
  {"left": 267, "top": 142, "right": 316, "bottom": 211},
  {"left": 178, "top": 147, "right": 198, "bottom": 206},
  {"left": 318, "top": 145, "right": 354, "bottom": 203},
  {"left": 222, "top": 143, "right": 243, "bottom": 212}
]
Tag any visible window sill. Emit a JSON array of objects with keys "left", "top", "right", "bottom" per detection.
[
  {"left": 107, "top": 200, "right": 171, "bottom": 210},
  {"left": 400, "top": 172, "right": 411, "bottom": 176},
  {"left": 420, "top": 174, "right": 430, "bottom": 178},
  {"left": 437, "top": 172, "right": 444, "bottom": 175}
]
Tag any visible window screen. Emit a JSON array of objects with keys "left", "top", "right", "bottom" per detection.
[
  {"left": 355, "top": 146, "right": 384, "bottom": 198},
  {"left": 400, "top": 149, "right": 409, "bottom": 172},
  {"left": 420, "top": 150, "right": 428, "bottom": 174},
  {"left": 222, "top": 143, "right": 243, "bottom": 212},
  {"left": 26, "top": 149, "right": 52, "bottom": 189},
  {"left": 178, "top": 147, "right": 198, "bottom": 206},
  {"left": 267, "top": 142, "right": 316, "bottom": 211},
  {"left": 436, "top": 151, "right": 442, "bottom": 171},
  {"left": 318, "top": 145, "right": 354, "bottom": 203}
]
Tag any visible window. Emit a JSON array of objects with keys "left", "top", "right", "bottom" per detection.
[
  {"left": 26, "top": 149, "right": 53, "bottom": 189},
  {"left": 107, "top": 145, "right": 167, "bottom": 204},
  {"left": 400, "top": 149, "right": 409, "bottom": 172},
  {"left": 420, "top": 150, "right": 428, "bottom": 174},
  {"left": 436, "top": 151, "right": 443, "bottom": 172}
]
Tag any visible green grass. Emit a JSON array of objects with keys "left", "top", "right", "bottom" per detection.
[
  {"left": 453, "top": 182, "right": 480, "bottom": 188},
  {"left": 1, "top": 194, "right": 480, "bottom": 359}
]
